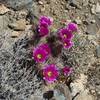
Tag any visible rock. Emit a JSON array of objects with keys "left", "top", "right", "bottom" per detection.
[
  {"left": 43, "top": 90, "right": 54, "bottom": 99},
  {"left": 54, "top": 84, "right": 72, "bottom": 100},
  {"left": 54, "top": 90, "right": 66, "bottom": 100},
  {"left": 38, "top": 1, "right": 44, "bottom": 5},
  {"left": 91, "top": 3, "right": 100, "bottom": 15},
  {"left": 74, "top": 18, "right": 82, "bottom": 25},
  {"left": 0, "top": 4, "right": 10, "bottom": 15},
  {"left": 86, "top": 24, "right": 98, "bottom": 35},
  {"left": 71, "top": 74, "right": 95, "bottom": 99},
  {"left": 96, "top": 13, "right": 100, "bottom": 19},
  {"left": 96, "top": 3, "right": 100, "bottom": 13},
  {"left": 95, "top": 15, "right": 100, "bottom": 27},
  {"left": 90, "top": 19, "right": 96, "bottom": 24},
  {"left": 11, "top": 31, "right": 21, "bottom": 38},
  {"left": 70, "top": 74, "right": 87, "bottom": 97},
  {"left": 9, "top": 19, "right": 26, "bottom": 31},
  {"left": 74, "top": 90, "right": 95, "bottom": 100},
  {"left": 91, "top": 5, "right": 96, "bottom": 14},
  {"left": 70, "top": 0, "right": 79, "bottom": 8},
  {"left": 82, "top": 0, "right": 89, "bottom": 6},
  {"left": 96, "top": 45, "right": 100, "bottom": 58},
  {"left": 4, "top": 0, "right": 33, "bottom": 10},
  {"left": 89, "top": 0, "right": 95, "bottom": 4}
]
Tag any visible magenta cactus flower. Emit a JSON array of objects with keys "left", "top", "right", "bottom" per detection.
[
  {"left": 67, "top": 22, "right": 78, "bottom": 32},
  {"left": 38, "top": 21, "right": 49, "bottom": 37},
  {"left": 43, "top": 64, "right": 59, "bottom": 83},
  {"left": 38, "top": 16, "right": 53, "bottom": 37},
  {"left": 63, "top": 39, "right": 74, "bottom": 49},
  {"left": 62, "top": 66, "right": 73, "bottom": 76},
  {"left": 33, "top": 48, "right": 48, "bottom": 63},
  {"left": 39, "top": 43, "right": 51, "bottom": 55},
  {"left": 40, "top": 16, "right": 53, "bottom": 26},
  {"left": 58, "top": 28, "right": 74, "bottom": 40}
]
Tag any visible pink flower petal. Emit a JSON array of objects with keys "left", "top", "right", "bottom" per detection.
[
  {"left": 38, "top": 43, "right": 51, "bottom": 55},
  {"left": 38, "top": 26, "right": 49, "bottom": 37},
  {"left": 67, "top": 22, "right": 78, "bottom": 32},
  {"left": 40, "top": 16, "right": 53, "bottom": 26}
]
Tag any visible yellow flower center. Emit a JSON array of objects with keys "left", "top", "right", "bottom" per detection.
[
  {"left": 64, "top": 43, "right": 67, "bottom": 46},
  {"left": 63, "top": 34, "right": 67, "bottom": 38},
  {"left": 37, "top": 54, "right": 42, "bottom": 59},
  {"left": 47, "top": 71, "right": 52, "bottom": 77}
]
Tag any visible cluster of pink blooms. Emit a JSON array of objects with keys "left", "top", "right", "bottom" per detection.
[
  {"left": 43, "top": 64, "right": 72, "bottom": 83},
  {"left": 38, "top": 16, "right": 53, "bottom": 37},
  {"left": 32, "top": 16, "right": 78, "bottom": 83},
  {"left": 58, "top": 23, "right": 78, "bottom": 49}
]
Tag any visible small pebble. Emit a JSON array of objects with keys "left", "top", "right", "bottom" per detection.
[
  {"left": 91, "top": 5, "right": 96, "bottom": 14},
  {"left": 96, "top": 3, "right": 100, "bottom": 13},
  {"left": 90, "top": 20, "right": 96, "bottom": 23},
  {"left": 75, "top": 19, "right": 82, "bottom": 25},
  {"left": 96, "top": 45, "right": 100, "bottom": 58},
  {"left": 38, "top": 1, "right": 44, "bottom": 5}
]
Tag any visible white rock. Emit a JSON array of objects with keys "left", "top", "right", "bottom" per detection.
[
  {"left": 91, "top": 5, "right": 96, "bottom": 14},
  {"left": 96, "top": 3, "right": 100, "bottom": 13},
  {"left": 70, "top": 74, "right": 95, "bottom": 100},
  {"left": 54, "top": 90, "right": 66, "bottom": 100},
  {"left": 38, "top": 1, "right": 44, "bottom": 5},
  {"left": 0, "top": 4, "right": 10, "bottom": 15},
  {"left": 74, "top": 90, "right": 95, "bottom": 100},
  {"left": 75, "top": 18, "right": 82, "bottom": 25},
  {"left": 70, "top": 74, "right": 87, "bottom": 96}
]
